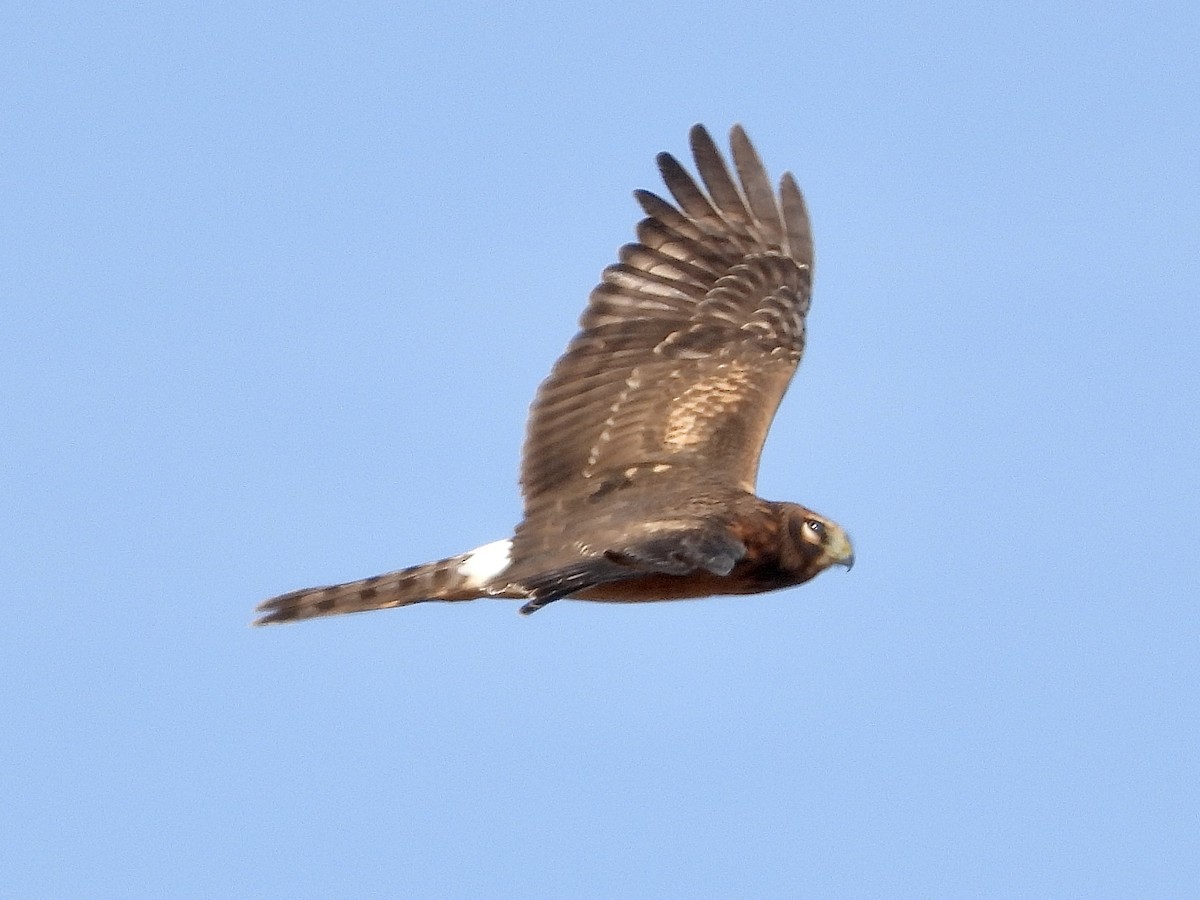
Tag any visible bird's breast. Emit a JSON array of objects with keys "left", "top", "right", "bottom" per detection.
[{"left": 571, "top": 569, "right": 763, "bottom": 602}]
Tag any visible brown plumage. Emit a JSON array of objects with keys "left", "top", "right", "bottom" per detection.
[{"left": 254, "top": 124, "right": 853, "bottom": 626}]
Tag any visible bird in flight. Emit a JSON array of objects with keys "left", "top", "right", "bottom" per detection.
[{"left": 255, "top": 124, "right": 853, "bottom": 625}]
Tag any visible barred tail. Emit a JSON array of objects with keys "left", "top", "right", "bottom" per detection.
[{"left": 253, "top": 540, "right": 518, "bottom": 625}]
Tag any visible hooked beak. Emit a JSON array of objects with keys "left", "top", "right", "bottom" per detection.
[{"left": 829, "top": 529, "right": 855, "bottom": 572}]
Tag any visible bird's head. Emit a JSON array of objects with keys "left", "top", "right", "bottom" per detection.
[{"left": 780, "top": 503, "right": 855, "bottom": 582}]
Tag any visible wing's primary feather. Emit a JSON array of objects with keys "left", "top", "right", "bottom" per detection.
[{"left": 730, "top": 126, "right": 785, "bottom": 246}]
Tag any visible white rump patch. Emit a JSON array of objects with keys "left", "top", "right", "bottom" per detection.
[{"left": 458, "top": 539, "right": 512, "bottom": 588}]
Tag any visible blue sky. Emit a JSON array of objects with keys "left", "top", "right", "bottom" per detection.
[{"left": 3, "top": 1, "right": 1197, "bottom": 897}]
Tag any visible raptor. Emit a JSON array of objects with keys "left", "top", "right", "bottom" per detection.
[{"left": 255, "top": 125, "right": 853, "bottom": 624}]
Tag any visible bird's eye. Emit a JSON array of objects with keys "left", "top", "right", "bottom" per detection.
[{"left": 804, "top": 519, "right": 826, "bottom": 538}]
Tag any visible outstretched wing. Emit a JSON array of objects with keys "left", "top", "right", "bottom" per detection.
[{"left": 519, "top": 124, "right": 814, "bottom": 523}]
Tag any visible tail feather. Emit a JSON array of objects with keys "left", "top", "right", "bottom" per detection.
[{"left": 254, "top": 548, "right": 520, "bottom": 625}]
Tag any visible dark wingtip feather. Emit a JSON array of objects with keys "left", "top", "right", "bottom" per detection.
[
  {"left": 688, "top": 122, "right": 713, "bottom": 145},
  {"left": 729, "top": 124, "right": 783, "bottom": 245},
  {"left": 779, "top": 172, "right": 813, "bottom": 264},
  {"left": 688, "top": 124, "right": 749, "bottom": 226}
]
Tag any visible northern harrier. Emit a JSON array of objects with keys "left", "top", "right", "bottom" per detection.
[{"left": 255, "top": 125, "right": 853, "bottom": 624}]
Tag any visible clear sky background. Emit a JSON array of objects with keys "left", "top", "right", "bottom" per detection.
[{"left": 3, "top": 1, "right": 1197, "bottom": 897}]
